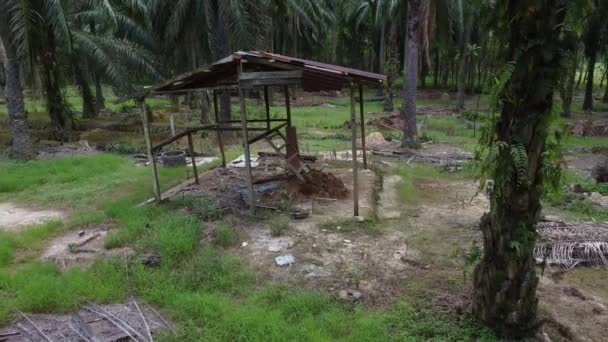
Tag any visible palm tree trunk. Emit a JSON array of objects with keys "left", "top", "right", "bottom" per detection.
[
  {"left": 73, "top": 59, "right": 96, "bottom": 119},
  {"left": 94, "top": 75, "right": 105, "bottom": 111},
  {"left": 208, "top": 0, "right": 231, "bottom": 124},
  {"left": 457, "top": 11, "right": 474, "bottom": 111},
  {"left": 0, "top": 15, "right": 34, "bottom": 158},
  {"left": 433, "top": 46, "right": 439, "bottom": 88},
  {"left": 582, "top": 51, "right": 596, "bottom": 110},
  {"left": 401, "top": 0, "right": 420, "bottom": 148},
  {"left": 472, "top": 0, "right": 567, "bottom": 338},
  {"left": 377, "top": 24, "right": 386, "bottom": 97},
  {"left": 41, "top": 31, "right": 70, "bottom": 141},
  {"left": 89, "top": 21, "right": 105, "bottom": 112}
]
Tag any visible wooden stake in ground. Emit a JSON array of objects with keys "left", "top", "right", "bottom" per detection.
[
  {"left": 238, "top": 62, "right": 256, "bottom": 215},
  {"left": 359, "top": 85, "right": 367, "bottom": 170},
  {"left": 350, "top": 84, "right": 359, "bottom": 216},
  {"left": 139, "top": 98, "right": 161, "bottom": 203}
]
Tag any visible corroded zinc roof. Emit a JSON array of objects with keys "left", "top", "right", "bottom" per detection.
[{"left": 146, "top": 51, "right": 385, "bottom": 95}]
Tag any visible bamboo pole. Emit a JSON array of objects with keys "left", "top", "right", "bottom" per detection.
[
  {"left": 213, "top": 90, "right": 226, "bottom": 167},
  {"left": 350, "top": 85, "right": 359, "bottom": 216},
  {"left": 139, "top": 98, "right": 161, "bottom": 203}
]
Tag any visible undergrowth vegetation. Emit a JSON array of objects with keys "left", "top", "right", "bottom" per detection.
[{"left": 0, "top": 146, "right": 499, "bottom": 340}]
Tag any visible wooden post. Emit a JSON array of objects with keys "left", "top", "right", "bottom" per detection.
[
  {"left": 187, "top": 133, "right": 199, "bottom": 184},
  {"left": 359, "top": 84, "right": 367, "bottom": 169},
  {"left": 264, "top": 86, "right": 271, "bottom": 130},
  {"left": 139, "top": 98, "right": 161, "bottom": 203},
  {"left": 350, "top": 85, "right": 359, "bottom": 216},
  {"left": 213, "top": 89, "right": 226, "bottom": 167},
  {"left": 169, "top": 113, "right": 176, "bottom": 137},
  {"left": 239, "top": 64, "right": 256, "bottom": 215},
  {"left": 284, "top": 85, "right": 291, "bottom": 127}
]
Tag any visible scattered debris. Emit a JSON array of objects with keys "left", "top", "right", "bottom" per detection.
[
  {"left": 290, "top": 208, "right": 310, "bottom": 219},
  {"left": 0, "top": 302, "right": 171, "bottom": 342},
  {"left": 563, "top": 286, "right": 587, "bottom": 301},
  {"left": 275, "top": 254, "right": 295, "bottom": 266},
  {"left": 592, "top": 161, "right": 608, "bottom": 183},
  {"left": 0, "top": 203, "right": 65, "bottom": 232},
  {"left": 569, "top": 119, "right": 608, "bottom": 137},
  {"left": 139, "top": 252, "right": 161, "bottom": 268},
  {"left": 337, "top": 289, "right": 362, "bottom": 301},
  {"left": 534, "top": 221, "right": 608, "bottom": 268},
  {"left": 37, "top": 140, "right": 97, "bottom": 159},
  {"left": 228, "top": 154, "right": 260, "bottom": 168},
  {"left": 42, "top": 224, "right": 132, "bottom": 267},
  {"left": 589, "top": 192, "right": 608, "bottom": 208}
]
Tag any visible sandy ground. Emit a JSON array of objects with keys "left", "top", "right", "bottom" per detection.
[{"left": 0, "top": 202, "right": 65, "bottom": 232}]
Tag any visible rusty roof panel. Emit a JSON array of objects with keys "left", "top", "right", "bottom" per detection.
[{"left": 141, "top": 51, "right": 384, "bottom": 97}]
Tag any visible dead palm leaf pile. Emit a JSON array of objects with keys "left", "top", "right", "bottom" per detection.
[{"left": 535, "top": 221, "right": 608, "bottom": 268}]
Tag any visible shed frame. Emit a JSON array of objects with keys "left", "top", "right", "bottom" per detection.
[{"left": 130, "top": 51, "right": 386, "bottom": 216}]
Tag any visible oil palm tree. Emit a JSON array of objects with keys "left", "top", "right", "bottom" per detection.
[
  {"left": 67, "top": 0, "right": 160, "bottom": 118},
  {"left": 582, "top": 0, "right": 608, "bottom": 110},
  {"left": 472, "top": 0, "right": 571, "bottom": 337},
  {"left": 0, "top": 2, "right": 34, "bottom": 158},
  {"left": 8, "top": 0, "right": 159, "bottom": 139}
]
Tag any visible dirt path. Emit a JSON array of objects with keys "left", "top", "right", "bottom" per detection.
[
  {"left": 0, "top": 202, "right": 65, "bottom": 232},
  {"left": 379, "top": 175, "right": 402, "bottom": 219}
]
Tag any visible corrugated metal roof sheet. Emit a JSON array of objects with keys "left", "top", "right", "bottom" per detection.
[{"left": 145, "top": 51, "right": 385, "bottom": 95}]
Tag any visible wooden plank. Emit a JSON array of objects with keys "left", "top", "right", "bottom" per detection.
[
  {"left": 140, "top": 99, "right": 161, "bottom": 203},
  {"left": 239, "top": 78, "right": 301, "bottom": 88},
  {"left": 239, "top": 70, "right": 302, "bottom": 81},
  {"left": 359, "top": 85, "right": 367, "bottom": 169},
  {"left": 350, "top": 85, "right": 359, "bottom": 216},
  {"left": 151, "top": 124, "right": 216, "bottom": 152},
  {"left": 247, "top": 123, "right": 288, "bottom": 145}
]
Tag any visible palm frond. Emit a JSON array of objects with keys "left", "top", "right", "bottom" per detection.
[
  {"left": 42, "top": 0, "right": 73, "bottom": 51},
  {"left": 164, "top": 0, "right": 193, "bottom": 43}
]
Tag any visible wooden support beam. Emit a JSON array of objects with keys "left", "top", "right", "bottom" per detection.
[
  {"left": 264, "top": 86, "right": 270, "bottom": 130},
  {"left": 284, "top": 85, "right": 292, "bottom": 127},
  {"left": 151, "top": 124, "right": 217, "bottom": 152},
  {"left": 187, "top": 133, "right": 199, "bottom": 184},
  {"left": 213, "top": 90, "right": 226, "bottom": 167},
  {"left": 169, "top": 113, "right": 176, "bottom": 137},
  {"left": 247, "top": 122, "right": 288, "bottom": 145},
  {"left": 350, "top": 85, "right": 359, "bottom": 216},
  {"left": 139, "top": 99, "right": 161, "bottom": 203},
  {"left": 359, "top": 85, "right": 367, "bottom": 169},
  {"left": 239, "top": 63, "right": 256, "bottom": 215}
]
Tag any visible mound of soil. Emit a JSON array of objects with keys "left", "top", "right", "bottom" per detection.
[{"left": 299, "top": 170, "right": 349, "bottom": 199}]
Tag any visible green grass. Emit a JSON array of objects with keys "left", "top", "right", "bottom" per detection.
[{"left": 0, "top": 149, "right": 499, "bottom": 340}]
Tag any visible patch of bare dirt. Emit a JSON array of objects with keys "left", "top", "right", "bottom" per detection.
[
  {"left": 230, "top": 168, "right": 419, "bottom": 305},
  {"left": 41, "top": 224, "right": 132, "bottom": 268},
  {"left": 538, "top": 277, "right": 608, "bottom": 342},
  {"left": 0, "top": 301, "right": 172, "bottom": 342},
  {"left": 0, "top": 203, "right": 65, "bottom": 232}
]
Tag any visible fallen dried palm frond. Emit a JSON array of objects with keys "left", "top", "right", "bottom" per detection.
[{"left": 534, "top": 221, "right": 608, "bottom": 268}]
